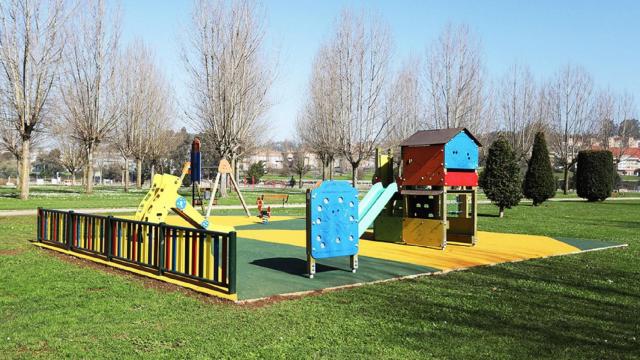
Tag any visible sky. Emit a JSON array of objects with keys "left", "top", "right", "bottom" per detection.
[{"left": 118, "top": 0, "right": 640, "bottom": 140}]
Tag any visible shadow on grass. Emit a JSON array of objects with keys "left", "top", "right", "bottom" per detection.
[
  {"left": 478, "top": 213, "right": 500, "bottom": 218},
  {"left": 251, "top": 257, "right": 344, "bottom": 277}
]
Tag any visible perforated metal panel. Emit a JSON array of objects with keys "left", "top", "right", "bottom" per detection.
[{"left": 307, "top": 181, "right": 359, "bottom": 259}]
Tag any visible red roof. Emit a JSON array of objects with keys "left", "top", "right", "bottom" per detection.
[{"left": 590, "top": 146, "right": 640, "bottom": 158}]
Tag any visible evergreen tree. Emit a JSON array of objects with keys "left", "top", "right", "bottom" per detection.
[
  {"left": 479, "top": 136, "right": 522, "bottom": 217},
  {"left": 576, "top": 150, "right": 614, "bottom": 201},
  {"left": 247, "top": 161, "right": 265, "bottom": 184},
  {"left": 523, "top": 132, "right": 556, "bottom": 205}
]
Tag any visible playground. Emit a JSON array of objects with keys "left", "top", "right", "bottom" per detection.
[
  {"left": 30, "top": 130, "right": 629, "bottom": 303},
  {"left": 32, "top": 213, "right": 624, "bottom": 302}
]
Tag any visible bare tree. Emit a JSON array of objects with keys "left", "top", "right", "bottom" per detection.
[
  {"left": 282, "top": 140, "right": 310, "bottom": 188},
  {"left": 385, "top": 55, "right": 425, "bottom": 147},
  {"left": 54, "top": 127, "right": 85, "bottom": 185},
  {"left": 0, "top": 107, "right": 22, "bottom": 188},
  {"left": 0, "top": 94, "right": 44, "bottom": 190},
  {"left": 59, "top": 0, "right": 121, "bottom": 194},
  {"left": 146, "top": 90, "right": 176, "bottom": 180},
  {"left": 499, "top": 63, "right": 542, "bottom": 162},
  {"left": 183, "top": 0, "right": 273, "bottom": 196},
  {"left": 324, "top": 9, "right": 392, "bottom": 186},
  {"left": 0, "top": 0, "right": 68, "bottom": 199},
  {"left": 593, "top": 88, "right": 617, "bottom": 150},
  {"left": 296, "top": 44, "right": 341, "bottom": 180},
  {"left": 115, "top": 39, "right": 171, "bottom": 190},
  {"left": 613, "top": 92, "right": 637, "bottom": 164},
  {"left": 548, "top": 64, "right": 594, "bottom": 194},
  {"left": 113, "top": 47, "right": 135, "bottom": 191},
  {"left": 147, "top": 128, "right": 176, "bottom": 180},
  {"left": 424, "top": 24, "right": 488, "bottom": 133},
  {"left": 592, "top": 89, "right": 637, "bottom": 165}
]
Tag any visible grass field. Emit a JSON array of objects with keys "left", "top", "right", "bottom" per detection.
[
  {"left": 0, "top": 185, "right": 309, "bottom": 211},
  {"left": 0, "top": 200, "right": 638, "bottom": 359},
  {"left": 2, "top": 185, "right": 639, "bottom": 212}
]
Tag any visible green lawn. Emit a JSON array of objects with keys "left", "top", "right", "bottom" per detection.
[
  {"left": 0, "top": 185, "right": 308, "bottom": 211},
  {"left": 1, "top": 200, "right": 638, "bottom": 358},
  {"left": 3, "top": 185, "right": 639, "bottom": 213}
]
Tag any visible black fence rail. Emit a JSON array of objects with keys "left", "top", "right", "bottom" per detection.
[{"left": 36, "top": 208, "right": 237, "bottom": 294}]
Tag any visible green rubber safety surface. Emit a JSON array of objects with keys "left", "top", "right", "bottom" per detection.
[
  {"left": 231, "top": 217, "right": 626, "bottom": 300},
  {"left": 235, "top": 237, "right": 439, "bottom": 300},
  {"left": 236, "top": 218, "right": 306, "bottom": 231},
  {"left": 555, "top": 237, "right": 627, "bottom": 251}
]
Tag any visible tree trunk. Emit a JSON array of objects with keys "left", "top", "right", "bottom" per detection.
[
  {"left": 219, "top": 157, "right": 229, "bottom": 197},
  {"left": 71, "top": 171, "right": 76, "bottom": 186},
  {"left": 563, "top": 163, "right": 569, "bottom": 195},
  {"left": 15, "top": 157, "right": 21, "bottom": 191},
  {"left": 299, "top": 172, "right": 303, "bottom": 189},
  {"left": 329, "top": 159, "right": 334, "bottom": 180},
  {"left": 124, "top": 158, "right": 129, "bottom": 192},
  {"left": 136, "top": 158, "right": 142, "bottom": 188},
  {"left": 232, "top": 157, "right": 239, "bottom": 184},
  {"left": 499, "top": 206, "right": 504, "bottom": 218},
  {"left": 85, "top": 148, "right": 94, "bottom": 194},
  {"left": 19, "top": 139, "right": 30, "bottom": 200},
  {"left": 150, "top": 163, "right": 156, "bottom": 180},
  {"left": 220, "top": 174, "right": 229, "bottom": 197},
  {"left": 321, "top": 161, "right": 327, "bottom": 181},
  {"left": 351, "top": 163, "right": 358, "bottom": 188}
]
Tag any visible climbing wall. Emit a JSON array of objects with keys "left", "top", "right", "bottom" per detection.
[{"left": 306, "top": 181, "right": 359, "bottom": 260}]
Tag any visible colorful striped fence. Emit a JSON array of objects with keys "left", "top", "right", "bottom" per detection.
[{"left": 36, "top": 208, "right": 237, "bottom": 294}]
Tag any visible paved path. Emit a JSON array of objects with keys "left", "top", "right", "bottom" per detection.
[
  {"left": 0, "top": 203, "right": 308, "bottom": 217},
  {"left": 1, "top": 197, "right": 639, "bottom": 217}
]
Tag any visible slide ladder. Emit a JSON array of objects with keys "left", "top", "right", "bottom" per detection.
[
  {"left": 358, "top": 182, "right": 398, "bottom": 237},
  {"left": 134, "top": 163, "right": 231, "bottom": 232}
]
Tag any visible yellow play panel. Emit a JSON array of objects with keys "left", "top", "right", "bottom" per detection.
[{"left": 164, "top": 215, "right": 584, "bottom": 272}]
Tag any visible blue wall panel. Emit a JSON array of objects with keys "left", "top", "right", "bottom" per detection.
[
  {"left": 444, "top": 132, "right": 478, "bottom": 170},
  {"left": 309, "top": 181, "right": 359, "bottom": 259}
]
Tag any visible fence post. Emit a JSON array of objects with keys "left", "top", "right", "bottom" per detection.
[
  {"left": 228, "top": 231, "right": 237, "bottom": 294},
  {"left": 157, "top": 223, "right": 166, "bottom": 276},
  {"left": 66, "top": 211, "right": 74, "bottom": 250},
  {"left": 106, "top": 216, "right": 113, "bottom": 260},
  {"left": 36, "top": 208, "right": 42, "bottom": 242}
]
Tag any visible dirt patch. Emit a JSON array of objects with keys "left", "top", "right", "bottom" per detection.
[
  {"left": 238, "top": 291, "right": 326, "bottom": 308},
  {"left": 0, "top": 248, "right": 26, "bottom": 256}
]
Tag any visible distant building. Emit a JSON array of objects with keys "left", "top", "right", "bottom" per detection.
[
  {"left": 608, "top": 136, "right": 640, "bottom": 149},
  {"left": 612, "top": 147, "right": 640, "bottom": 176},
  {"left": 239, "top": 147, "right": 375, "bottom": 175}
]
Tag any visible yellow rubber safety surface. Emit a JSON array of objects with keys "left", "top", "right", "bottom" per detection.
[
  {"left": 166, "top": 215, "right": 582, "bottom": 272},
  {"left": 32, "top": 242, "right": 238, "bottom": 301},
  {"left": 120, "top": 215, "right": 236, "bottom": 233}
]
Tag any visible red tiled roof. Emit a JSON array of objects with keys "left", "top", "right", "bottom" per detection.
[{"left": 590, "top": 146, "right": 640, "bottom": 158}]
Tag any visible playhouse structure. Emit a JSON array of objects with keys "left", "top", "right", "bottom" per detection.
[
  {"left": 304, "top": 128, "right": 480, "bottom": 277},
  {"left": 374, "top": 127, "right": 481, "bottom": 249}
]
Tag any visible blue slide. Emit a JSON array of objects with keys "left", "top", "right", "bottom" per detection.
[{"left": 358, "top": 182, "right": 398, "bottom": 237}]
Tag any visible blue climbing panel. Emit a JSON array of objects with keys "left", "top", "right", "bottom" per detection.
[
  {"left": 444, "top": 131, "right": 479, "bottom": 170},
  {"left": 307, "top": 181, "right": 359, "bottom": 259}
]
